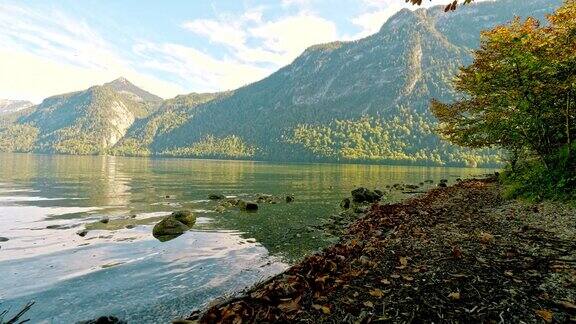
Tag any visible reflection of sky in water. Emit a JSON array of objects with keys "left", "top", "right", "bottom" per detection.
[
  {"left": 0, "top": 230, "right": 286, "bottom": 323},
  {"left": 0, "top": 153, "right": 492, "bottom": 323}
]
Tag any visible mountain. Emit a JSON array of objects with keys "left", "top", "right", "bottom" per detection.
[
  {"left": 0, "top": 0, "right": 563, "bottom": 165},
  {"left": 0, "top": 99, "right": 33, "bottom": 115},
  {"left": 112, "top": 91, "right": 228, "bottom": 156},
  {"left": 143, "top": 0, "right": 561, "bottom": 166},
  {"left": 104, "top": 77, "right": 163, "bottom": 103},
  {"left": 0, "top": 79, "right": 163, "bottom": 154}
]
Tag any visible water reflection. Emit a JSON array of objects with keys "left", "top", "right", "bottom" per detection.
[{"left": 0, "top": 153, "right": 491, "bottom": 323}]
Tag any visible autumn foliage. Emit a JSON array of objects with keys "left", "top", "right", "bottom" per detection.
[{"left": 431, "top": 0, "right": 576, "bottom": 199}]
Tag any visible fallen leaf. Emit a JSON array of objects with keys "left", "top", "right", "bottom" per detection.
[
  {"left": 363, "top": 301, "right": 374, "bottom": 308},
  {"left": 452, "top": 246, "right": 462, "bottom": 259},
  {"left": 504, "top": 270, "right": 513, "bottom": 277},
  {"left": 312, "top": 304, "right": 331, "bottom": 314},
  {"left": 479, "top": 232, "right": 494, "bottom": 244},
  {"left": 369, "top": 289, "right": 384, "bottom": 298},
  {"left": 402, "top": 275, "right": 414, "bottom": 282},
  {"left": 448, "top": 292, "right": 461, "bottom": 300},
  {"left": 390, "top": 274, "right": 400, "bottom": 279},
  {"left": 278, "top": 297, "right": 301, "bottom": 313},
  {"left": 399, "top": 256, "right": 408, "bottom": 267},
  {"left": 556, "top": 300, "right": 576, "bottom": 311},
  {"left": 381, "top": 279, "right": 391, "bottom": 285},
  {"left": 535, "top": 309, "right": 553, "bottom": 323}
]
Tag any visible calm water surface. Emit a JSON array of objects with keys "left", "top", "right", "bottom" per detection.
[{"left": 0, "top": 153, "right": 491, "bottom": 323}]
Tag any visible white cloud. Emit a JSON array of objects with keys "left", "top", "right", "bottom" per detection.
[
  {"left": 0, "top": 3, "right": 184, "bottom": 102},
  {"left": 166, "top": 10, "right": 339, "bottom": 91},
  {"left": 134, "top": 42, "right": 272, "bottom": 92}
]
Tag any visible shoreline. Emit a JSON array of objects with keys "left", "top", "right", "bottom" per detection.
[{"left": 187, "top": 178, "right": 576, "bottom": 323}]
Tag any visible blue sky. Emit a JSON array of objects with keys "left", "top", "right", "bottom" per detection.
[{"left": 0, "top": 0, "right": 453, "bottom": 102}]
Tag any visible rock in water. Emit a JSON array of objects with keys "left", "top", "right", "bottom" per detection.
[
  {"left": 340, "top": 198, "right": 351, "bottom": 209},
  {"left": 77, "top": 316, "right": 127, "bottom": 324},
  {"left": 438, "top": 182, "right": 448, "bottom": 188},
  {"left": 152, "top": 216, "right": 190, "bottom": 241},
  {"left": 76, "top": 230, "right": 88, "bottom": 237},
  {"left": 351, "top": 187, "right": 383, "bottom": 203},
  {"left": 208, "top": 193, "right": 226, "bottom": 200},
  {"left": 171, "top": 210, "right": 196, "bottom": 227},
  {"left": 100, "top": 217, "right": 110, "bottom": 224},
  {"left": 239, "top": 200, "right": 259, "bottom": 212},
  {"left": 0, "top": 237, "right": 8, "bottom": 242},
  {"left": 286, "top": 194, "right": 295, "bottom": 203}
]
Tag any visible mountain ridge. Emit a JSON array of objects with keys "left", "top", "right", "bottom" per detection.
[{"left": 0, "top": 0, "right": 563, "bottom": 166}]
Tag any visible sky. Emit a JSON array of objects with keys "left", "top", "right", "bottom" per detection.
[{"left": 0, "top": 0, "right": 458, "bottom": 103}]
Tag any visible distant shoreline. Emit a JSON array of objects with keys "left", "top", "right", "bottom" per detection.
[{"left": 0, "top": 151, "right": 502, "bottom": 169}]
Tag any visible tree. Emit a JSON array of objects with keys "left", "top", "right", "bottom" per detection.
[{"left": 431, "top": 0, "right": 576, "bottom": 197}]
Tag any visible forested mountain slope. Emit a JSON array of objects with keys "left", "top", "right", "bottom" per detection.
[
  {"left": 148, "top": 0, "right": 560, "bottom": 166},
  {"left": 0, "top": 0, "right": 562, "bottom": 166},
  {"left": 0, "top": 78, "right": 163, "bottom": 154}
]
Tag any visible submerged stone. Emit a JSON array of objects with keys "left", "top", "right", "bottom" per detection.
[
  {"left": 208, "top": 193, "right": 226, "bottom": 200},
  {"left": 0, "top": 237, "right": 8, "bottom": 242},
  {"left": 77, "top": 316, "right": 127, "bottom": 324},
  {"left": 286, "top": 194, "right": 295, "bottom": 203},
  {"left": 340, "top": 197, "right": 351, "bottom": 209},
  {"left": 76, "top": 230, "right": 88, "bottom": 237}
]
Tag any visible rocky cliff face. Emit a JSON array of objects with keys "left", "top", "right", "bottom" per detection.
[
  {"left": 147, "top": 0, "right": 560, "bottom": 166},
  {"left": 0, "top": 0, "right": 563, "bottom": 164},
  {"left": 0, "top": 99, "right": 33, "bottom": 115},
  {"left": 7, "top": 80, "right": 161, "bottom": 154}
]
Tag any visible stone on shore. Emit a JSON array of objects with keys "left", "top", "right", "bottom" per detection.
[
  {"left": 351, "top": 187, "right": 383, "bottom": 203},
  {"left": 340, "top": 197, "right": 351, "bottom": 209},
  {"left": 239, "top": 200, "right": 259, "bottom": 211}
]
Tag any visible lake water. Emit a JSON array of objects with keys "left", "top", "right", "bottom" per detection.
[{"left": 0, "top": 153, "right": 491, "bottom": 323}]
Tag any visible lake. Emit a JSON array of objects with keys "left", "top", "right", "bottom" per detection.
[{"left": 0, "top": 153, "right": 491, "bottom": 323}]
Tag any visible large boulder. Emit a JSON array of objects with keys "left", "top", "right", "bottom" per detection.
[
  {"left": 171, "top": 210, "right": 196, "bottom": 227},
  {"left": 153, "top": 216, "right": 190, "bottom": 241},
  {"left": 351, "top": 187, "right": 383, "bottom": 203}
]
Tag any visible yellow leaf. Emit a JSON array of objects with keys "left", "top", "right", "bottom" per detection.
[
  {"left": 448, "top": 292, "right": 461, "bottom": 300},
  {"left": 363, "top": 301, "right": 374, "bottom": 308},
  {"left": 312, "top": 304, "right": 331, "bottom": 314},
  {"left": 402, "top": 275, "right": 414, "bottom": 282},
  {"left": 399, "top": 256, "right": 408, "bottom": 267},
  {"left": 369, "top": 289, "right": 384, "bottom": 298},
  {"left": 479, "top": 232, "right": 494, "bottom": 244},
  {"left": 536, "top": 309, "right": 553, "bottom": 323},
  {"left": 381, "top": 279, "right": 391, "bottom": 285}
]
